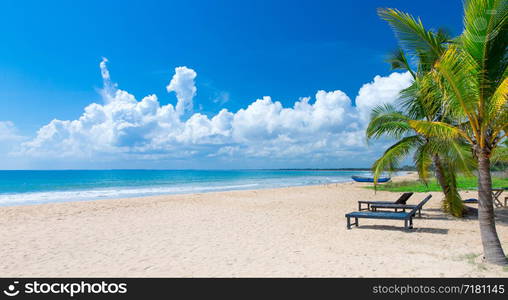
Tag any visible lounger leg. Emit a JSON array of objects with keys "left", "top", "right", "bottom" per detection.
[
  {"left": 404, "top": 220, "right": 408, "bottom": 229},
  {"left": 409, "top": 218, "right": 413, "bottom": 229},
  {"left": 347, "top": 217, "right": 351, "bottom": 229},
  {"left": 355, "top": 217, "right": 359, "bottom": 227},
  {"left": 418, "top": 209, "right": 421, "bottom": 217}
]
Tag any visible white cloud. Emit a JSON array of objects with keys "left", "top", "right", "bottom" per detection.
[
  {"left": 20, "top": 59, "right": 412, "bottom": 165},
  {"left": 166, "top": 66, "right": 197, "bottom": 116},
  {"left": 355, "top": 72, "right": 413, "bottom": 121},
  {"left": 99, "top": 57, "right": 118, "bottom": 102}
]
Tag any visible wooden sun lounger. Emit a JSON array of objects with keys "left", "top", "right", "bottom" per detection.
[
  {"left": 357, "top": 192, "right": 413, "bottom": 211},
  {"left": 345, "top": 195, "right": 432, "bottom": 230}
]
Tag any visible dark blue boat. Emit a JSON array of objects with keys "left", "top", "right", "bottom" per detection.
[{"left": 351, "top": 175, "right": 391, "bottom": 183}]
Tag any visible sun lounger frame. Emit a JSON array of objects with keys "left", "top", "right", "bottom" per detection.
[
  {"left": 345, "top": 194, "right": 432, "bottom": 230},
  {"left": 357, "top": 192, "right": 413, "bottom": 211},
  {"left": 370, "top": 203, "right": 421, "bottom": 217}
]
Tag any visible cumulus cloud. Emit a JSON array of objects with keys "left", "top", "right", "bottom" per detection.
[
  {"left": 99, "top": 57, "right": 117, "bottom": 102},
  {"left": 355, "top": 72, "right": 413, "bottom": 120},
  {"left": 21, "top": 58, "right": 412, "bottom": 165},
  {"left": 166, "top": 66, "right": 197, "bottom": 116}
]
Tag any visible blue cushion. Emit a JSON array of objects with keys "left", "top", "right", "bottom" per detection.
[{"left": 345, "top": 211, "right": 410, "bottom": 220}]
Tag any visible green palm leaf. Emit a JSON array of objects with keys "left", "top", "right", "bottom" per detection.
[
  {"left": 461, "top": 0, "right": 508, "bottom": 102},
  {"left": 386, "top": 48, "right": 416, "bottom": 78},
  {"left": 371, "top": 135, "right": 424, "bottom": 185},
  {"left": 408, "top": 120, "right": 470, "bottom": 141},
  {"left": 377, "top": 8, "right": 446, "bottom": 71},
  {"left": 366, "top": 104, "right": 413, "bottom": 139}
]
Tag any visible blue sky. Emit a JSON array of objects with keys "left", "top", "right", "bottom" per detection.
[{"left": 0, "top": 0, "right": 463, "bottom": 169}]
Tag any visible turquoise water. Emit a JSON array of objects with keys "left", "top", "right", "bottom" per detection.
[{"left": 0, "top": 170, "right": 378, "bottom": 206}]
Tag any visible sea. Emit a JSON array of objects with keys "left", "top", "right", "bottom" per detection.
[{"left": 0, "top": 169, "right": 385, "bottom": 206}]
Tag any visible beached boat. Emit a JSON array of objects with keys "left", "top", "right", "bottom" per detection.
[{"left": 351, "top": 175, "right": 391, "bottom": 183}]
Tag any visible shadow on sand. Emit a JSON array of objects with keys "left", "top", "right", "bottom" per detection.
[
  {"left": 347, "top": 206, "right": 508, "bottom": 234},
  {"left": 494, "top": 208, "right": 508, "bottom": 225},
  {"left": 421, "top": 206, "right": 508, "bottom": 224},
  {"left": 459, "top": 205, "right": 508, "bottom": 225},
  {"left": 353, "top": 225, "right": 449, "bottom": 234}
]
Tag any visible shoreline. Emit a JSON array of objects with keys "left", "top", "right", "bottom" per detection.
[
  {"left": 1, "top": 171, "right": 507, "bottom": 277},
  {"left": 0, "top": 171, "right": 411, "bottom": 209},
  {"left": 0, "top": 169, "right": 402, "bottom": 208}
]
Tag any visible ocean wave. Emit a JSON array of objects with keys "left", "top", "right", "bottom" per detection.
[
  {"left": 0, "top": 183, "right": 261, "bottom": 206},
  {"left": 0, "top": 171, "right": 389, "bottom": 206}
]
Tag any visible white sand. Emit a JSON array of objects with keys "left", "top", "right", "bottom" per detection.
[{"left": 1, "top": 172, "right": 507, "bottom": 277}]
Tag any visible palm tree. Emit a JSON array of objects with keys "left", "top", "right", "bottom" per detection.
[
  {"left": 369, "top": 10, "right": 469, "bottom": 216},
  {"left": 367, "top": 88, "right": 470, "bottom": 217},
  {"left": 401, "top": 0, "right": 507, "bottom": 265}
]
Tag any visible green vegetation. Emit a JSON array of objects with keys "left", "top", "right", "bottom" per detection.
[{"left": 368, "top": 176, "right": 508, "bottom": 192}]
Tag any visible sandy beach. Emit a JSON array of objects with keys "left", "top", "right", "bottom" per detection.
[{"left": 1, "top": 173, "right": 507, "bottom": 277}]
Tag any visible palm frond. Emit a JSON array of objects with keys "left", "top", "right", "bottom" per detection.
[
  {"left": 408, "top": 120, "right": 470, "bottom": 142},
  {"left": 371, "top": 135, "right": 423, "bottom": 186},
  {"left": 398, "top": 81, "right": 428, "bottom": 120},
  {"left": 413, "top": 141, "right": 433, "bottom": 184},
  {"left": 486, "top": 76, "right": 508, "bottom": 126},
  {"left": 386, "top": 48, "right": 416, "bottom": 78},
  {"left": 461, "top": 0, "right": 508, "bottom": 102},
  {"left": 439, "top": 162, "right": 465, "bottom": 217},
  {"left": 445, "top": 139, "right": 476, "bottom": 176},
  {"left": 378, "top": 8, "right": 446, "bottom": 70},
  {"left": 366, "top": 104, "right": 412, "bottom": 140},
  {"left": 491, "top": 145, "right": 508, "bottom": 163},
  {"left": 434, "top": 46, "right": 481, "bottom": 138}
]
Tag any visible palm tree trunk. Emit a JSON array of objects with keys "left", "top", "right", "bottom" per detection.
[
  {"left": 433, "top": 155, "right": 464, "bottom": 217},
  {"left": 477, "top": 147, "right": 507, "bottom": 265},
  {"left": 432, "top": 155, "right": 448, "bottom": 192}
]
